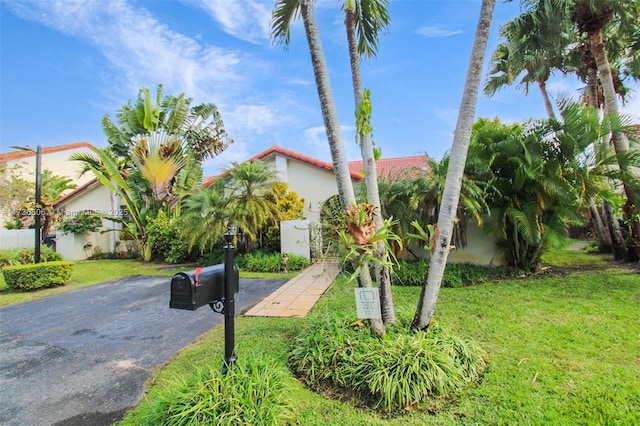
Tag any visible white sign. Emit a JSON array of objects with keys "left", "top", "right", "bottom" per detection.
[{"left": 354, "top": 288, "right": 382, "bottom": 319}]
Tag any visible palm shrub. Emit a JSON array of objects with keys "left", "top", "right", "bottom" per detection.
[{"left": 135, "top": 358, "right": 296, "bottom": 425}]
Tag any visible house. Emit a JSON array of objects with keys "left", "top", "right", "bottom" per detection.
[
  {"left": 0, "top": 142, "right": 97, "bottom": 230},
  {"left": 4, "top": 142, "right": 503, "bottom": 264},
  {"left": 52, "top": 179, "right": 122, "bottom": 261}
]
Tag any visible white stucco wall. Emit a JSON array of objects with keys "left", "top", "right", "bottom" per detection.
[
  {"left": 55, "top": 183, "right": 120, "bottom": 256},
  {"left": 280, "top": 219, "right": 310, "bottom": 260},
  {"left": 447, "top": 221, "right": 507, "bottom": 266}
]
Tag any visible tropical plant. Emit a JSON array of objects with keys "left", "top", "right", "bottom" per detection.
[
  {"left": 179, "top": 184, "right": 233, "bottom": 255},
  {"left": 57, "top": 212, "right": 103, "bottom": 235},
  {"left": 1, "top": 166, "right": 77, "bottom": 234},
  {"left": 222, "top": 160, "right": 280, "bottom": 252},
  {"left": 412, "top": 0, "right": 496, "bottom": 330},
  {"left": 72, "top": 86, "right": 231, "bottom": 261}
]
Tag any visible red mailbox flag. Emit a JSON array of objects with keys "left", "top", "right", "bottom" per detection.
[{"left": 195, "top": 266, "right": 202, "bottom": 287}]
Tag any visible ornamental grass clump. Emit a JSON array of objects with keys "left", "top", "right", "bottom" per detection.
[
  {"left": 137, "top": 359, "right": 296, "bottom": 426},
  {"left": 289, "top": 314, "right": 486, "bottom": 413}
]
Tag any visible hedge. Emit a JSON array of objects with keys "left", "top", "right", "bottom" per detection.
[{"left": 2, "top": 261, "right": 75, "bottom": 292}]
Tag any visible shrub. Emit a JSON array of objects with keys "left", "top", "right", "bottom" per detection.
[
  {"left": 137, "top": 358, "right": 296, "bottom": 425},
  {"left": 147, "top": 211, "right": 194, "bottom": 264},
  {"left": 57, "top": 212, "right": 103, "bottom": 234},
  {"left": 236, "top": 251, "right": 309, "bottom": 273},
  {"left": 289, "top": 314, "right": 486, "bottom": 413},
  {"left": 393, "top": 260, "right": 522, "bottom": 287},
  {"left": 0, "top": 246, "right": 62, "bottom": 268},
  {"left": 197, "top": 249, "right": 224, "bottom": 267},
  {"left": 2, "top": 261, "right": 74, "bottom": 291}
]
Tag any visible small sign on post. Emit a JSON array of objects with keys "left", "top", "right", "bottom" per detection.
[{"left": 354, "top": 288, "right": 382, "bottom": 319}]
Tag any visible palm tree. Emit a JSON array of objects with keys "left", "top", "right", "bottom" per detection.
[
  {"left": 272, "top": 0, "right": 356, "bottom": 210},
  {"left": 572, "top": 0, "right": 640, "bottom": 257},
  {"left": 272, "top": 0, "right": 384, "bottom": 336},
  {"left": 343, "top": 0, "right": 396, "bottom": 324},
  {"left": 179, "top": 184, "right": 233, "bottom": 254},
  {"left": 485, "top": 7, "right": 574, "bottom": 120},
  {"left": 222, "top": 160, "right": 280, "bottom": 252},
  {"left": 412, "top": 0, "right": 496, "bottom": 330}
]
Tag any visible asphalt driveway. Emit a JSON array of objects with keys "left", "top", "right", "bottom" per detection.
[{"left": 0, "top": 275, "right": 287, "bottom": 426}]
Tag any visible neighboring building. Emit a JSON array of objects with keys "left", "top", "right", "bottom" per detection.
[
  {"left": 0, "top": 141, "right": 96, "bottom": 186},
  {"left": 0, "top": 142, "right": 97, "bottom": 229}
]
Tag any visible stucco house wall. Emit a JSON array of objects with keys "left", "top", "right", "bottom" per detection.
[{"left": 54, "top": 182, "right": 121, "bottom": 260}]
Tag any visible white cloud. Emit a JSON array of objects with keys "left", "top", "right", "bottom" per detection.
[
  {"left": 416, "top": 26, "right": 462, "bottom": 38},
  {"left": 3, "top": 0, "right": 244, "bottom": 100},
  {"left": 184, "top": 0, "right": 272, "bottom": 43}
]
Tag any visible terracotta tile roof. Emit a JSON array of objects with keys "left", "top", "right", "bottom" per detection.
[
  {"left": 0, "top": 142, "right": 96, "bottom": 160},
  {"left": 348, "top": 155, "right": 430, "bottom": 178},
  {"left": 202, "top": 144, "right": 363, "bottom": 187}
]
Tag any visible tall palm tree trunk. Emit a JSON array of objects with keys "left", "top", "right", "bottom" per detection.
[
  {"left": 300, "top": 0, "right": 355, "bottom": 210},
  {"left": 344, "top": 5, "right": 396, "bottom": 325},
  {"left": 412, "top": 0, "right": 496, "bottom": 330},
  {"left": 537, "top": 80, "right": 557, "bottom": 121},
  {"left": 588, "top": 29, "right": 638, "bottom": 258},
  {"left": 300, "top": 0, "right": 384, "bottom": 336},
  {"left": 590, "top": 203, "right": 612, "bottom": 252}
]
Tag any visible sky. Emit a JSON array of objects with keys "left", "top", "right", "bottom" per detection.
[{"left": 1, "top": 0, "right": 639, "bottom": 177}]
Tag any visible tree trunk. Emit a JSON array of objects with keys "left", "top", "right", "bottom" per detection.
[
  {"left": 300, "top": 0, "right": 356, "bottom": 210},
  {"left": 603, "top": 199, "right": 627, "bottom": 260},
  {"left": 537, "top": 80, "right": 556, "bottom": 121},
  {"left": 589, "top": 30, "right": 640, "bottom": 240},
  {"left": 590, "top": 202, "right": 612, "bottom": 253},
  {"left": 345, "top": 6, "right": 396, "bottom": 325},
  {"left": 412, "top": 0, "right": 496, "bottom": 330},
  {"left": 300, "top": 0, "right": 383, "bottom": 337}
]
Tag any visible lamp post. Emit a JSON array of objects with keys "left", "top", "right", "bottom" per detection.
[{"left": 10, "top": 145, "right": 42, "bottom": 263}]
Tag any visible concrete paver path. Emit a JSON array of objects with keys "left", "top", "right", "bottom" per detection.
[{"left": 244, "top": 259, "right": 340, "bottom": 317}]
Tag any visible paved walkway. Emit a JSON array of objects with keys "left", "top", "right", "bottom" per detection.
[{"left": 244, "top": 258, "right": 340, "bottom": 317}]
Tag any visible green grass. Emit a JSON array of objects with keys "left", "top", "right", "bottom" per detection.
[{"left": 120, "top": 249, "right": 640, "bottom": 425}]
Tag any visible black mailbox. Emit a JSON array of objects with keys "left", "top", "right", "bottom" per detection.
[{"left": 170, "top": 263, "right": 239, "bottom": 311}]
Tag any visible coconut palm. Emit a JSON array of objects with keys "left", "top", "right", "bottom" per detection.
[
  {"left": 412, "top": 0, "right": 496, "bottom": 330},
  {"left": 272, "top": 0, "right": 384, "bottom": 336},
  {"left": 485, "top": 7, "right": 575, "bottom": 120},
  {"left": 272, "top": 0, "right": 356, "bottom": 210},
  {"left": 343, "top": 0, "right": 396, "bottom": 324}
]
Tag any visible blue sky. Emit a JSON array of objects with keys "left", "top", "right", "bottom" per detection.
[{"left": 1, "top": 0, "right": 638, "bottom": 176}]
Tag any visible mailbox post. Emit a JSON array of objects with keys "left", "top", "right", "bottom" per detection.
[
  {"left": 222, "top": 230, "right": 237, "bottom": 373},
  {"left": 169, "top": 229, "right": 239, "bottom": 374}
]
